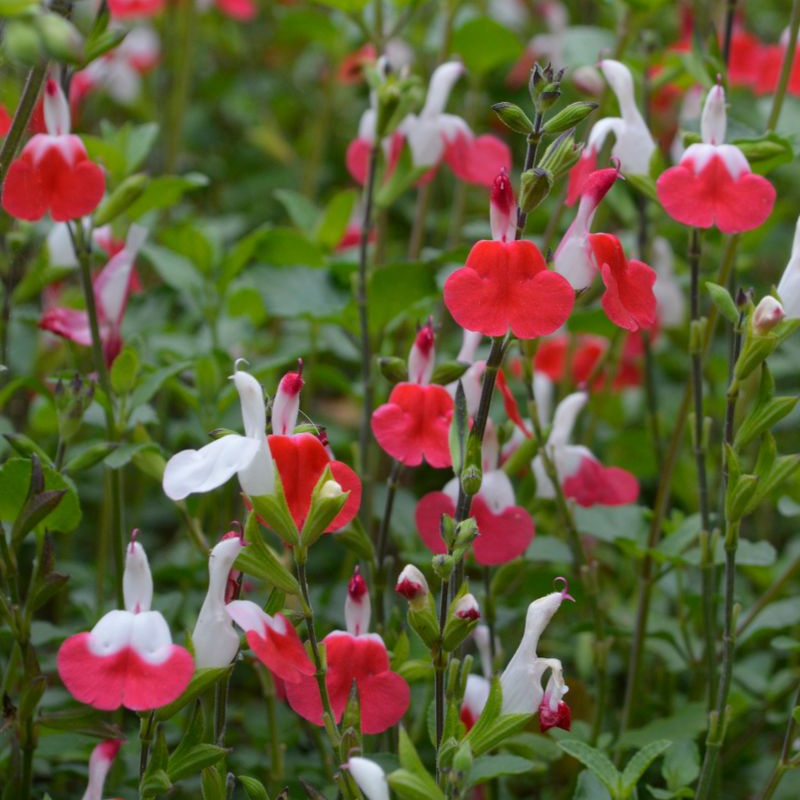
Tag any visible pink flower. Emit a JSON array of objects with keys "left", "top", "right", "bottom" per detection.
[
  {"left": 656, "top": 84, "right": 776, "bottom": 233},
  {"left": 2, "top": 79, "right": 105, "bottom": 222},
  {"left": 285, "top": 570, "right": 410, "bottom": 734},
  {"left": 108, "top": 0, "right": 165, "bottom": 19},
  {"left": 590, "top": 232, "right": 657, "bottom": 332},
  {"left": 226, "top": 599, "right": 315, "bottom": 684},
  {"left": 40, "top": 225, "right": 147, "bottom": 366},
  {"left": 57, "top": 533, "right": 194, "bottom": 711}
]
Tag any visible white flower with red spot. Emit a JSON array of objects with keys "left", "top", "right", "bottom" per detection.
[
  {"left": 656, "top": 83, "right": 776, "bottom": 233},
  {"left": 284, "top": 569, "right": 410, "bottom": 734},
  {"left": 395, "top": 564, "right": 429, "bottom": 605},
  {"left": 57, "top": 533, "right": 194, "bottom": 711},
  {"left": 40, "top": 225, "right": 147, "bottom": 367},
  {"left": 2, "top": 78, "right": 105, "bottom": 222}
]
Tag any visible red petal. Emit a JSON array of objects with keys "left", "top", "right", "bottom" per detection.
[
  {"left": 329, "top": 460, "right": 362, "bottom": 531},
  {"left": 50, "top": 156, "right": 106, "bottom": 222},
  {"left": 471, "top": 496, "right": 535, "bottom": 566},
  {"left": 562, "top": 456, "right": 639, "bottom": 507},
  {"left": 590, "top": 233, "right": 657, "bottom": 332},
  {"left": 371, "top": 383, "right": 453, "bottom": 468},
  {"left": 496, "top": 370, "right": 531, "bottom": 437},
  {"left": 215, "top": 0, "right": 256, "bottom": 19},
  {"left": 346, "top": 138, "right": 370, "bottom": 185},
  {"left": 39, "top": 306, "right": 94, "bottom": 346},
  {"left": 566, "top": 150, "right": 598, "bottom": 207},
  {"left": 415, "top": 492, "right": 454, "bottom": 555},
  {"left": 444, "top": 133, "right": 511, "bottom": 187},
  {"left": 539, "top": 699, "right": 571, "bottom": 732},
  {"left": 444, "top": 240, "right": 574, "bottom": 339},
  {"left": 246, "top": 614, "right": 315, "bottom": 684},
  {"left": 656, "top": 155, "right": 776, "bottom": 234},
  {"left": 108, "top": 0, "right": 165, "bottom": 18},
  {"left": 2, "top": 154, "right": 48, "bottom": 221},
  {"left": 57, "top": 634, "right": 193, "bottom": 711},
  {"left": 358, "top": 670, "right": 410, "bottom": 734}
]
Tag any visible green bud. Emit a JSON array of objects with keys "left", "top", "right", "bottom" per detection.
[
  {"left": 449, "top": 380, "right": 468, "bottom": 475},
  {"left": 734, "top": 334, "right": 779, "bottom": 382},
  {"left": 432, "top": 553, "right": 454, "bottom": 581},
  {"left": 519, "top": 167, "right": 553, "bottom": 214},
  {"left": 452, "top": 518, "right": 478, "bottom": 562},
  {"left": 440, "top": 513, "right": 456, "bottom": 550},
  {"left": 94, "top": 174, "right": 148, "bottom": 227},
  {"left": 452, "top": 741, "right": 473, "bottom": 776},
  {"left": 340, "top": 683, "right": 362, "bottom": 738},
  {"left": 539, "top": 129, "right": 582, "bottom": 178},
  {"left": 539, "top": 88, "right": 562, "bottom": 111},
  {"left": 376, "top": 82, "right": 402, "bottom": 138},
  {"left": 543, "top": 101, "right": 598, "bottom": 134},
  {"left": 379, "top": 357, "right": 408, "bottom": 385},
  {"left": 35, "top": 13, "right": 83, "bottom": 64},
  {"left": 408, "top": 599, "right": 440, "bottom": 649},
  {"left": 300, "top": 466, "right": 349, "bottom": 548},
  {"left": 725, "top": 474, "right": 759, "bottom": 523},
  {"left": 249, "top": 471, "right": 300, "bottom": 547},
  {"left": 4, "top": 20, "right": 44, "bottom": 66},
  {"left": 491, "top": 102, "right": 534, "bottom": 135},
  {"left": 430, "top": 360, "right": 469, "bottom": 385}
]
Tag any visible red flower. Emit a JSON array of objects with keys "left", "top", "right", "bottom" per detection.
[
  {"left": 371, "top": 383, "right": 453, "bottom": 467},
  {"left": 589, "top": 233, "right": 656, "bottom": 332},
  {"left": 444, "top": 240, "right": 574, "bottom": 339},
  {"left": 0, "top": 105, "right": 10, "bottom": 136},
  {"left": 285, "top": 631, "right": 409, "bottom": 734},
  {"left": 108, "top": 0, "right": 165, "bottom": 18},
  {"left": 656, "top": 85, "right": 775, "bottom": 233},
  {"left": 2, "top": 79, "right": 105, "bottom": 222},
  {"left": 269, "top": 433, "right": 361, "bottom": 531},
  {"left": 562, "top": 456, "right": 640, "bottom": 507}
]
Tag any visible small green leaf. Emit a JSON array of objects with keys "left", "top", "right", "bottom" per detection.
[
  {"left": 314, "top": 189, "right": 357, "bottom": 250},
  {"left": 110, "top": 346, "right": 140, "bottom": 396},
  {"left": 661, "top": 740, "right": 699, "bottom": 792},
  {"left": 155, "top": 667, "right": 232, "bottom": 721},
  {"left": 705, "top": 282, "right": 738, "bottom": 325},
  {"left": 452, "top": 17, "right": 523, "bottom": 74},
  {"left": 621, "top": 740, "right": 672, "bottom": 796},
  {"left": 63, "top": 442, "right": 117, "bottom": 473},
  {"left": 470, "top": 754, "right": 536, "bottom": 784},
  {"left": 557, "top": 740, "right": 621, "bottom": 797},
  {"left": 387, "top": 769, "right": 445, "bottom": 800},
  {"left": 238, "top": 776, "right": 271, "bottom": 800},
  {"left": 734, "top": 396, "right": 798, "bottom": 450},
  {"left": 168, "top": 744, "right": 228, "bottom": 783}
]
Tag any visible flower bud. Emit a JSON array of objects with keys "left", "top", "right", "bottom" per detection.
[
  {"left": 272, "top": 360, "right": 304, "bottom": 435},
  {"left": 300, "top": 470, "right": 348, "bottom": 548},
  {"left": 442, "top": 593, "right": 481, "bottom": 650},
  {"left": 345, "top": 567, "right": 371, "bottom": 636},
  {"left": 539, "top": 129, "right": 582, "bottom": 178},
  {"left": 396, "top": 566, "right": 438, "bottom": 648},
  {"left": 752, "top": 296, "right": 785, "bottom": 335},
  {"left": 519, "top": 167, "right": 553, "bottom": 214},
  {"left": 491, "top": 102, "right": 533, "bottom": 135},
  {"left": 460, "top": 431, "right": 483, "bottom": 497},
  {"left": 432, "top": 553, "right": 454, "bottom": 580},
  {"left": 408, "top": 319, "right": 435, "bottom": 385},
  {"left": 543, "top": 101, "right": 598, "bottom": 135},
  {"left": 379, "top": 356, "right": 409, "bottom": 384},
  {"left": 490, "top": 168, "right": 515, "bottom": 242},
  {"left": 94, "top": 174, "right": 148, "bottom": 227},
  {"left": 395, "top": 564, "right": 429, "bottom": 607}
]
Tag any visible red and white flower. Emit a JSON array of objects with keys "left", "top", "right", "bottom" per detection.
[
  {"left": 656, "top": 83, "right": 776, "bottom": 233},
  {"left": 2, "top": 78, "right": 105, "bottom": 222},
  {"left": 57, "top": 533, "right": 194, "bottom": 711},
  {"left": 81, "top": 740, "right": 123, "bottom": 800},
  {"left": 284, "top": 569, "right": 410, "bottom": 734},
  {"left": 40, "top": 225, "right": 147, "bottom": 366},
  {"left": 777, "top": 217, "right": 800, "bottom": 319}
]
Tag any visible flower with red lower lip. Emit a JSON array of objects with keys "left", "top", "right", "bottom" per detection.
[
  {"left": 285, "top": 570, "right": 410, "bottom": 734},
  {"left": 444, "top": 171, "right": 574, "bottom": 340},
  {"left": 656, "top": 83, "right": 776, "bottom": 233},
  {"left": 225, "top": 599, "right": 315, "bottom": 684},
  {"left": 372, "top": 323, "right": 454, "bottom": 468},
  {"left": 39, "top": 225, "right": 147, "bottom": 366},
  {"left": 81, "top": 740, "right": 124, "bottom": 800},
  {"left": 2, "top": 78, "right": 105, "bottom": 222},
  {"left": 57, "top": 533, "right": 194, "bottom": 711}
]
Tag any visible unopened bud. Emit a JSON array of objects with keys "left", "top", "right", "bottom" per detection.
[
  {"left": 432, "top": 553, "right": 454, "bottom": 580},
  {"left": 443, "top": 593, "right": 481, "bottom": 650},
  {"left": 454, "top": 593, "right": 480, "bottom": 620},
  {"left": 543, "top": 101, "right": 598, "bottom": 135},
  {"left": 299, "top": 468, "right": 348, "bottom": 547},
  {"left": 539, "top": 130, "right": 582, "bottom": 178},
  {"left": 519, "top": 167, "right": 553, "bottom": 214},
  {"left": 491, "top": 102, "right": 534, "bottom": 135},
  {"left": 396, "top": 564, "right": 429, "bottom": 606},
  {"left": 460, "top": 432, "right": 483, "bottom": 496},
  {"left": 408, "top": 319, "right": 435, "bottom": 385},
  {"left": 752, "top": 296, "right": 785, "bottom": 334},
  {"left": 379, "top": 357, "right": 408, "bottom": 385},
  {"left": 94, "top": 174, "right": 148, "bottom": 227},
  {"left": 35, "top": 13, "right": 83, "bottom": 64},
  {"left": 490, "top": 168, "right": 515, "bottom": 242},
  {"left": 320, "top": 479, "right": 343, "bottom": 499},
  {"left": 452, "top": 517, "right": 478, "bottom": 562},
  {"left": 376, "top": 81, "right": 402, "bottom": 137}
]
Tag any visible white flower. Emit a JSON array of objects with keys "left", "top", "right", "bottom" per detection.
[
  {"left": 777, "top": 217, "right": 800, "bottom": 319},
  {"left": 347, "top": 756, "right": 390, "bottom": 800}
]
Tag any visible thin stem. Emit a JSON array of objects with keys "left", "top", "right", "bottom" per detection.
[
  {"left": 766, "top": 0, "right": 800, "bottom": 132},
  {"left": 641, "top": 330, "right": 663, "bottom": 470},
  {"left": 0, "top": 63, "right": 47, "bottom": 187},
  {"left": 139, "top": 712, "right": 156, "bottom": 778},
  {"left": 434, "top": 576, "right": 449, "bottom": 772},
  {"left": 214, "top": 671, "right": 230, "bottom": 746},
  {"left": 408, "top": 183, "right": 432, "bottom": 260},
  {"left": 374, "top": 460, "right": 402, "bottom": 629},
  {"left": 758, "top": 683, "right": 800, "bottom": 800},
  {"left": 514, "top": 115, "right": 542, "bottom": 240},
  {"left": 722, "top": 0, "right": 739, "bottom": 68},
  {"left": 164, "top": 0, "right": 196, "bottom": 173},
  {"left": 619, "top": 234, "right": 741, "bottom": 737},
  {"left": 357, "top": 143, "right": 379, "bottom": 525},
  {"left": 737, "top": 554, "right": 800, "bottom": 636}
]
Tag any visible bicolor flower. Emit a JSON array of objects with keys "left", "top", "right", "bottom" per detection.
[
  {"left": 395, "top": 564, "right": 429, "bottom": 605},
  {"left": 444, "top": 171, "right": 574, "bottom": 339},
  {"left": 531, "top": 377, "right": 639, "bottom": 506},
  {"left": 163, "top": 365, "right": 275, "bottom": 501},
  {"left": 566, "top": 59, "right": 655, "bottom": 203},
  {"left": 656, "top": 83, "right": 776, "bottom": 233},
  {"left": 416, "top": 421, "right": 535, "bottom": 565},
  {"left": 2, "top": 78, "right": 105, "bottom": 222},
  {"left": 40, "top": 225, "right": 147, "bottom": 366},
  {"left": 193, "top": 533, "right": 245, "bottom": 669},
  {"left": 347, "top": 61, "right": 510, "bottom": 188},
  {"left": 372, "top": 325, "right": 454, "bottom": 467},
  {"left": 226, "top": 599, "right": 315, "bottom": 684},
  {"left": 57, "top": 533, "right": 194, "bottom": 711},
  {"left": 460, "top": 673, "right": 491, "bottom": 730},
  {"left": 285, "top": 570, "right": 410, "bottom": 734},
  {"left": 81, "top": 740, "right": 123, "bottom": 800},
  {"left": 346, "top": 757, "right": 390, "bottom": 800},
  {"left": 554, "top": 166, "right": 620, "bottom": 290},
  {"left": 446, "top": 327, "right": 485, "bottom": 418},
  {"left": 752, "top": 296, "right": 785, "bottom": 334},
  {"left": 776, "top": 217, "right": 800, "bottom": 319},
  {"left": 499, "top": 582, "right": 572, "bottom": 728},
  {"left": 590, "top": 233, "right": 657, "bottom": 332}
]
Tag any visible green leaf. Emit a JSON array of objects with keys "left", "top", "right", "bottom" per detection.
[
  {"left": 144, "top": 244, "right": 204, "bottom": 293},
  {"left": 470, "top": 754, "right": 536, "bottom": 784},
  {"left": 333, "top": 517, "right": 375, "bottom": 561},
  {"left": 387, "top": 769, "right": 445, "bottom": 800},
  {"left": 201, "top": 766, "right": 227, "bottom": 800},
  {"left": 368, "top": 262, "right": 438, "bottom": 334},
  {"left": 247, "top": 265, "right": 348, "bottom": 319},
  {"left": 398, "top": 727, "right": 438, "bottom": 791},
  {"left": 618, "top": 703, "right": 706, "bottom": 749},
  {"left": 626, "top": 174, "right": 659, "bottom": 203},
  {"left": 573, "top": 505, "right": 648, "bottom": 548},
  {"left": 104, "top": 443, "right": 161, "bottom": 471},
  {"left": 168, "top": 744, "right": 228, "bottom": 783},
  {"left": 238, "top": 776, "right": 271, "bottom": 800},
  {"left": 110, "top": 346, "right": 140, "bottom": 396},
  {"left": 0, "top": 458, "right": 81, "bottom": 535},
  {"left": 125, "top": 173, "right": 209, "bottom": 219},
  {"left": 705, "top": 282, "right": 738, "bottom": 325},
  {"left": 314, "top": 189, "right": 357, "bottom": 250},
  {"left": 661, "top": 740, "right": 699, "bottom": 792},
  {"left": 274, "top": 190, "right": 320, "bottom": 232},
  {"left": 312, "top": 0, "right": 369, "bottom": 11},
  {"left": 621, "top": 740, "right": 672, "bottom": 796},
  {"left": 467, "top": 713, "right": 532, "bottom": 757},
  {"left": 140, "top": 769, "right": 172, "bottom": 797},
  {"left": 130, "top": 361, "right": 191, "bottom": 410},
  {"left": 255, "top": 228, "right": 324, "bottom": 267},
  {"left": 557, "top": 740, "right": 620, "bottom": 797},
  {"left": 452, "top": 17, "right": 523, "bottom": 75},
  {"left": 732, "top": 133, "right": 794, "bottom": 175},
  {"left": 155, "top": 667, "right": 232, "bottom": 721},
  {"left": 574, "top": 770, "right": 613, "bottom": 800},
  {"left": 63, "top": 442, "right": 117, "bottom": 473},
  {"left": 734, "top": 396, "right": 799, "bottom": 450}
]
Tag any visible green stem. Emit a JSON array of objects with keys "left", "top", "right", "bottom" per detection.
[
  {"left": 164, "top": 0, "right": 196, "bottom": 173},
  {"left": 722, "top": 0, "right": 738, "bottom": 68},
  {"left": 766, "top": 0, "right": 800, "bottom": 132},
  {"left": 514, "top": 114, "right": 543, "bottom": 240},
  {"left": 374, "top": 460, "right": 402, "bottom": 629},
  {"left": 408, "top": 183, "right": 432, "bottom": 260},
  {"left": 0, "top": 63, "right": 47, "bottom": 187},
  {"left": 758, "top": 683, "right": 800, "bottom": 800},
  {"left": 214, "top": 671, "right": 230, "bottom": 746},
  {"left": 139, "top": 712, "right": 156, "bottom": 778}
]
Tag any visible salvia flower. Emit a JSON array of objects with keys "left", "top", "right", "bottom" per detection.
[
  {"left": 499, "top": 582, "right": 572, "bottom": 728},
  {"left": 444, "top": 171, "right": 574, "bottom": 339},
  {"left": 193, "top": 533, "right": 245, "bottom": 668},
  {"left": 656, "top": 83, "right": 776, "bottom": 233},
  {"left": 777, "top": 217, "right": 800, "bottom": 319},
  {"left": 285, "top": 569, "right": 410, "bottom": 734},
  {"left": 81, "top": 740, "right": 123, "bottom": 800},
  {"left": 395, "top": 564, "right": 429, "bottom": 606},
  {"left": 531, "top": 376, "right": 639, "bottom": 506},
  {"left": 2, "top": 78, "right": 105, "bottom": 222},
  {"left": 57, "top": 533, "right": 194, "bottom": 711},
  {"left": 40, "top": 225, "right": 148, "bottom": 366},
  {"left": 460, "top": 673, "right": 491, "bottom": 731}
]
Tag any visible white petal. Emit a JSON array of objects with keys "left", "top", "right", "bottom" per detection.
[
  {"left": 43, "top": 77, "right": 71, "bottom": 136},
  {"left": 533, "top": 372, "right": 554, "bottom": 428},
  {"left": 404, "top": 116, "right": 446, "bottom": 167},
  {"left": 550, "top": 392, "right": 588, "bottom": 447},
  {"left": 123, "top": 541, "right": 153, "bottom": 613},
  {"left": 463, "top": 673, "right": 491, "bottom": 720},
  {"left": 225, "top": 599, "right": 269, "bottom": 635},
  {"left": 231, "top": 368, "right": 266, "bottom": 438},
  {"left": 237, "top": 433, "right": 274, "bottom": 497},
  {"left": 479, "top": 469, "right": 515, "bottom": 513},
  {"left": 701, "top": 84, "right": 727, "bottom": 145},
  {"left": 777, "top": 217, "right": 800, "bottom": 319},
  {"left": 348, "top": 757, "right": 390, "bottom": 800},
  {"left": 162, "top": 435, "right": 260, "bottom": 501},
  {"left": 47, "top": 223, "right": 78, "bottom": 269},
  {"left": 88, "top": 610, "right": 135, "bottom": 656},
  {"left": 716, "top": 144, "right": 750, "bottom": 180},
  {"left": 130, "top": 611, "right": 176, "bottom": 665},
  {"left": 94, "top": 225, "right": 148, "bottom": 326},
  {"left": 421, "top": 61, "right": 464, "bottom": 118}
]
